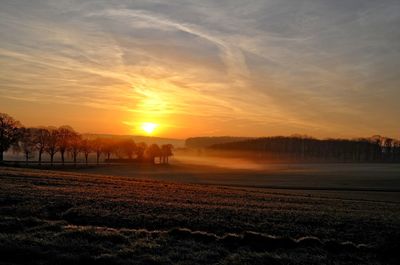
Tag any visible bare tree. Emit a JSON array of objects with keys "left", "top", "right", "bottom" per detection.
[
  {"left": 113, "top": 140, "right": 125, "bottom": 159},
  {"left": 102, "top": 138, "right": 115, "bottom": 161},
  {"left": 45, "top": 127, "right": 59, "bottom": 166},
  {"left": 161, "top": 144, "right": 173, "bottom": 164},
  {"left": 91, "top": 138, "right": 103, "bottom": 165},
  {"left": 33, "top": 128, "right": 49, "bottom": 166},
  {"left": 69, "top": 134, "right": 82, "bottom": 166},
  {"left": 121, "top": 139, "right": 136, "bottom": 159},
  {"left": 18, "top": 127, "right": 36, "bottom": 165},
  {"left": 0, "top": 113, "right": 22, "bottom": 162},
  {"left": 58, "top": 126, "right": 77, "bottom": 165},
  {"left": 135, "top": 142, "right": 147, "bottom": 161},
  {"left": 145, "top": 144, "right": 161, "bottom": 164},
  {"left": 80, "top": 139, "right": 92, "bottom": 165}
]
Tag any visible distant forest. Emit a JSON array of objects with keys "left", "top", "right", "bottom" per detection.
[
  {"left": 186, "top": 137, "right": 252, "bottom": 149},
  {"left": 187, "top": 136, "right": 400, "bottom": 163}
]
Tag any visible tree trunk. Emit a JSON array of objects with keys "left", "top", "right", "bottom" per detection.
[
  {"left": 85, "top": 154, "right": 88, "bottom": 165},
  {"left": 38, "top": 151, "right": 42, "bottom": 166},
  {"left": 73, "top": 154, "right": 77, "bottom": 167},
  {"left": 61, "top": 152, "right": 65, "bottom": 166},
  {"left": 96, "top": 153, "right": 100, "bottom": 165},
  {"left": 50, "top": 154, "right": 54, "bottom": 166},
  {"left": 25, "top": 152, "right": 29, "bottom": 165},
  {"left": 0, "top": 150, "right": 3, "bottom": 162}
]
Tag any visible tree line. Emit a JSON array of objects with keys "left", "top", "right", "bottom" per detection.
[
  {"left": 185, "top": 136, "right": 251, "bottom": 149},
  {"left": 0, "top": 113, "right": 173, "bottom": 165},
  {"left": 210, "top": 136, "right": 400, "bottom": 163}
]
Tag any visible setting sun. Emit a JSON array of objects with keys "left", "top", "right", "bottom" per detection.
[{"left": 141, "top": 122, "right": 158, "bottom": 135}]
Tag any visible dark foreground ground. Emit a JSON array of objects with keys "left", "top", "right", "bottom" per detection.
[{"left": 0, "top": 167, "right": 399, "bottom": 264}]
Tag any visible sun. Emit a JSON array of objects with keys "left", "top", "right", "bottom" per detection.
[{"left": 141, "top": 122, "right": 158, "bottom": 135}]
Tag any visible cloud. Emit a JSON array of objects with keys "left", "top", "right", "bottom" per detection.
[{"left": 0, "top": 0, "right": 399, "bottom": 137}]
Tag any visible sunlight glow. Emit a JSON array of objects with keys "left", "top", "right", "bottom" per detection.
[{"left": 141, "top": 122, "right": 158, "bottom": 134}]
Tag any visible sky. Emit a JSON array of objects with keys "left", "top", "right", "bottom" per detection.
[{"left": 0, "top": 0, "right": 399, "bottom": 139}]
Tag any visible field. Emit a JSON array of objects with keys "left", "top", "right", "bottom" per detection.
[{"left": 0, "top": 162, "right": 399, "bottom": 264}]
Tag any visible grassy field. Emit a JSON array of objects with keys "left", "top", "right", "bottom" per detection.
[
  {"left": 63, "top": 157, "right": 400, "bottom": 193},
  {"left": 0, "top": 166, "right": 399, "bottom": 264}
]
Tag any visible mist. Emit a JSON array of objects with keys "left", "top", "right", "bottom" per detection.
[{"left": 173, "top": 152, "right": 267, "bottom": 170}]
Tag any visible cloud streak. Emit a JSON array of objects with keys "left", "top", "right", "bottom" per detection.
[{"left": 0, "top": 0, "right": 399, "bottom": 137}]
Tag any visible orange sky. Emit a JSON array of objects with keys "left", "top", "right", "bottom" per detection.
[{"left": 1, "top": 1, "right": 399, "bottom": 139}]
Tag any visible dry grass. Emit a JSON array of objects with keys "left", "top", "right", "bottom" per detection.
[{"left": 0, "top": 167, "right": 399, "bottom": 264}]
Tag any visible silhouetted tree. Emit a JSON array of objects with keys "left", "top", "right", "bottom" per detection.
[
  {"left": 161, "top": 144, "right": 173, "bottom": 164},
  {"left": 121, "top": 139, "right": 136, "bottom": 159},
  {"left": 394, "top": 140, "right": 400, "bottom": 162},
  {"left": 44, "top": 127, "right": 58, "bottom": 166},
  {"left": 210, "top": 135, "right": 400, "bottom": 163},
  {"left": 80, "top": 139, "right": 92, "bottom": 165},
  {"left": 102, "top": 138, "right": 115, "bottom": 161},
  {"left": 18, "top": 127, "right": 36, "bottom": 165},
  {"left": 383, "top": 138, "right": 393, "bottom": 162},
  {"left": 114, "top": 140, "right": 125, "bottom": 159},
  {"left": 135, "top": 142, "right": 147, "bottom": 161},
  {"left": 145, "top": 144, "right": 161, "bottom": 164},
  {"left": 185, "top": 137, "right": 251, "bottom": 148},
  {"left": 0, "top": 113, "right": 22, "bottom": 162},
  {"left": 58, "top": 126, "right": 77, "bottom": 165},
  {"left": 33, "top": 128, "right": 49, "bottom": 166},
  {"left": 91, "top": 138, "right": 103, "bottom": 165},
  {"left": 69, "top": 134, "right": 82, "bottom": 166}
]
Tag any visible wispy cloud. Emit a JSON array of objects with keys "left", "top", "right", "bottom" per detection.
[{"left": 0, "top": 0, "right": 399, "bottom": 137}]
